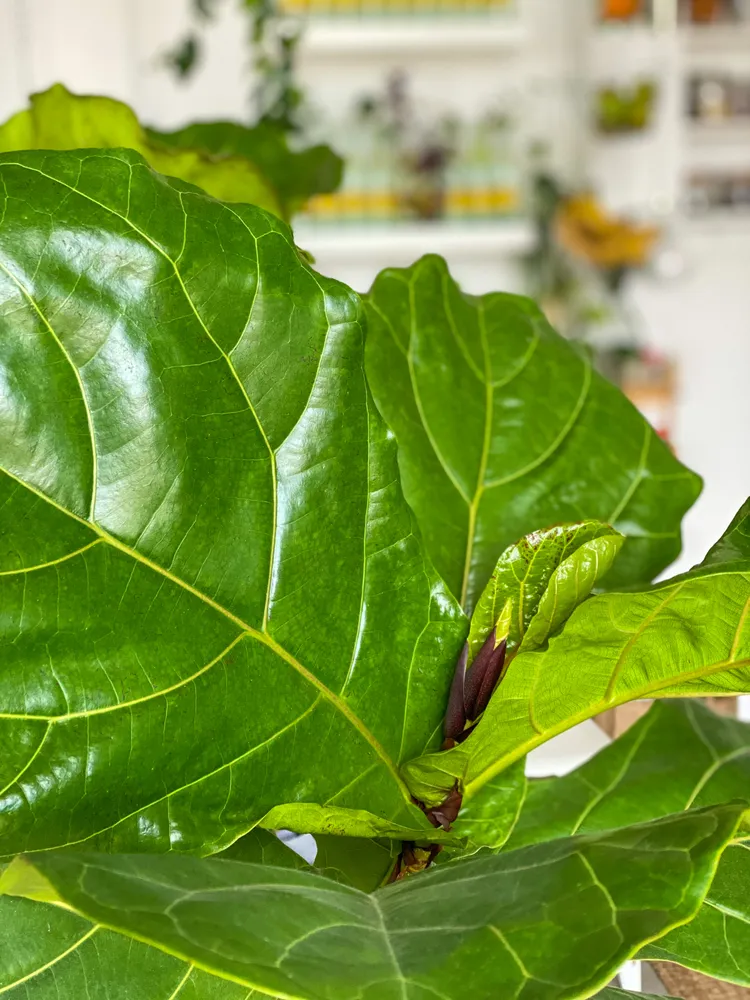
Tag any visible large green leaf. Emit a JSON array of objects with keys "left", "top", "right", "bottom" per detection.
[
  {"left": 147, "top": 121, "right": 344, "bottom": 222},
  {"left": 402, "top": 501, "right": 750, "bottom": 806},
  {"left": 364, "top": 255, "right": 700, "bottom": 612},
  {"left": 0, "top": 147, "right": 467, "bottom": 857},
  {"left": 0, "top": 895, "right": 250, "bottom": 999},
  {"left": 506, "top": 700, "right": 750, "bottom": 850},
  {"left": 1, "top": 803, "right": 742, "bottom": 999},
  {"left": 0, "top": 84, "right": 284, "bottom": 218},
  {"left": 643, "top": 843, "right": 750, "bottom": 987},
  {"left": 501, "top": 700, "right": 750, "bottom": 987}
]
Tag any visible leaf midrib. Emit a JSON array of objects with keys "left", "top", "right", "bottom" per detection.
[{"left": 394, "top": 260, "right": 596, "bottom": 612}]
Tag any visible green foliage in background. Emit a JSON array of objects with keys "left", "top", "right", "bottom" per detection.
[
  {"left": 0, "top": 146, "right": 748, "bottom": 999},
  {"left": 0, "top": 84, "right": 341, "bottom": 222},
  {"left": 148, "top": 120, "right": 343, "bottom": 223}
]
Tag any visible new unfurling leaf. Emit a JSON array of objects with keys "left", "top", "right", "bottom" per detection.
[
  {"left": 468, "top": 520, "right": 625, "bottom": 661},
  {"left": 416, "top": 520, "right": 623, "bottom": 808}
]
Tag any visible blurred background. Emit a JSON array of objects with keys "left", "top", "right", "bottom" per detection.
[{"left": 0, "top": 0, "right": 748, "bottom": 579}]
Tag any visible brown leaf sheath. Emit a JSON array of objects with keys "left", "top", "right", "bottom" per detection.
[
  {"left": 443, "top": 643, "right": 469, "bottom": 740},
  {"left": 463, "top": 627, "right": 498, "bottom": 719},
  {"left": 473, "top": 637, "right": 507, "bottom": 719}
]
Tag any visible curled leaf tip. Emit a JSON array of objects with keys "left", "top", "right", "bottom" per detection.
[{"left": 444, "top": 643, "right": 469, "bottom": 741}]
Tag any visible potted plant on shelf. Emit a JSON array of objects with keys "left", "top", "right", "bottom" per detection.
[{"left": 601, "top": 0, "right": 643, "bottom": 21}]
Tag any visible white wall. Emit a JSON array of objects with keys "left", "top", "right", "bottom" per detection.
[{"left": 632, "top": 225, "right": 750, "bottom": 572}]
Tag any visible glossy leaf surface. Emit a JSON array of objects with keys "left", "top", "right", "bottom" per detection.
[
  {"left": 364, "top": 255, "right": 700, "bottom": 611},
  {"left": 0, "top": 148, "right": 467, "bottom": 856},
  {"left": 403, "top": 501, "right": 750, "bottom": 805},
  {"left": 147, "top": 120, "right": 344, "bottom": 221},
  {"left": 0, "top": 84, "right": 283, "bottom": 217},
  {"left": 1, "top": 803, "right": 742, "bottom": 999}
]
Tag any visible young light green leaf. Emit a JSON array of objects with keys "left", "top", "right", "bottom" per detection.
[
  {"left": 0, "top": 148, "right": 466, "bottom": 857},
  {"left": 1, "top": 804, "right": 743, "bottom": 1000},
  {"left": 468, "top": 520, "right": 624, "bottom": 661},
  {"left": 403, "top": 501, "right": 750, "bottom": 807},
  {"left": 364, "top": 255, "right": 700, "bottom": 612}
]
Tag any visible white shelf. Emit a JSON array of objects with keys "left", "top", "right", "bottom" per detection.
[
  {"left": 678, "top": 212, "right": 750, "bottom": 251},
  {"left": 682, "top": 210, "right": 750, "bottom": 236},
  {"left": 296, "top": 17, "right": 526, "bottom": 55},
  {"left": 687, "top": 119, "right": 750, "bottom": 144},
  {"left": 293, "top": 219, "right": 534, "bottom": 260},
  {"left": 682, "top": 22, "right": 750, "bottom": 53}
]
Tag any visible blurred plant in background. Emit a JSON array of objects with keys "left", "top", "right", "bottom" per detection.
[
  {"left": 596, "top": 80, "right": 658, "bottom": 134},
  {"left": 158, "top": 0, "right": 343, "bottom": 220},
  {"left": 165, "top": 0, "right": 304, "bottom": 134},
  {"left": 0, "top": 83, "right": 342, "bottom": 224},
  {"left": 556, "top": 192, "right": 660, "bottom": 286},
  {"left": 524, "top": 148, "right": 673, "bottom": 435}
]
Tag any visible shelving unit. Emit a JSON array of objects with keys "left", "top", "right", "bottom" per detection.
[
  {"left": 293, "top": 4, "right": 530, "bottom": 293},
  {"left": 687, "top": 119, "right": 750, "bottom": 143},
  {"left": 295, "top": 218, "right": 533, "bottom": 260},
  {"left": 682, "top": 21, "right": 750, "bottom": 53}
]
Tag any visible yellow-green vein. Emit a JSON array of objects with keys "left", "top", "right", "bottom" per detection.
[{"left": 0, "top": 465, "right": 410, "bottom": 803}]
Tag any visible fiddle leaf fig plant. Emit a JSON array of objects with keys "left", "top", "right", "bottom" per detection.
[
  {"left": 147, "top": 120, "right": 343, "bottom": 222},
  {"left": 404, "top": 497, "right": 750, "bottom": 812},
  {"left": 0, "top": 146, "right": 459, "bottom": 856},
  {"left": 0, "top": 147, "right": 749, "bottom": 999}
]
